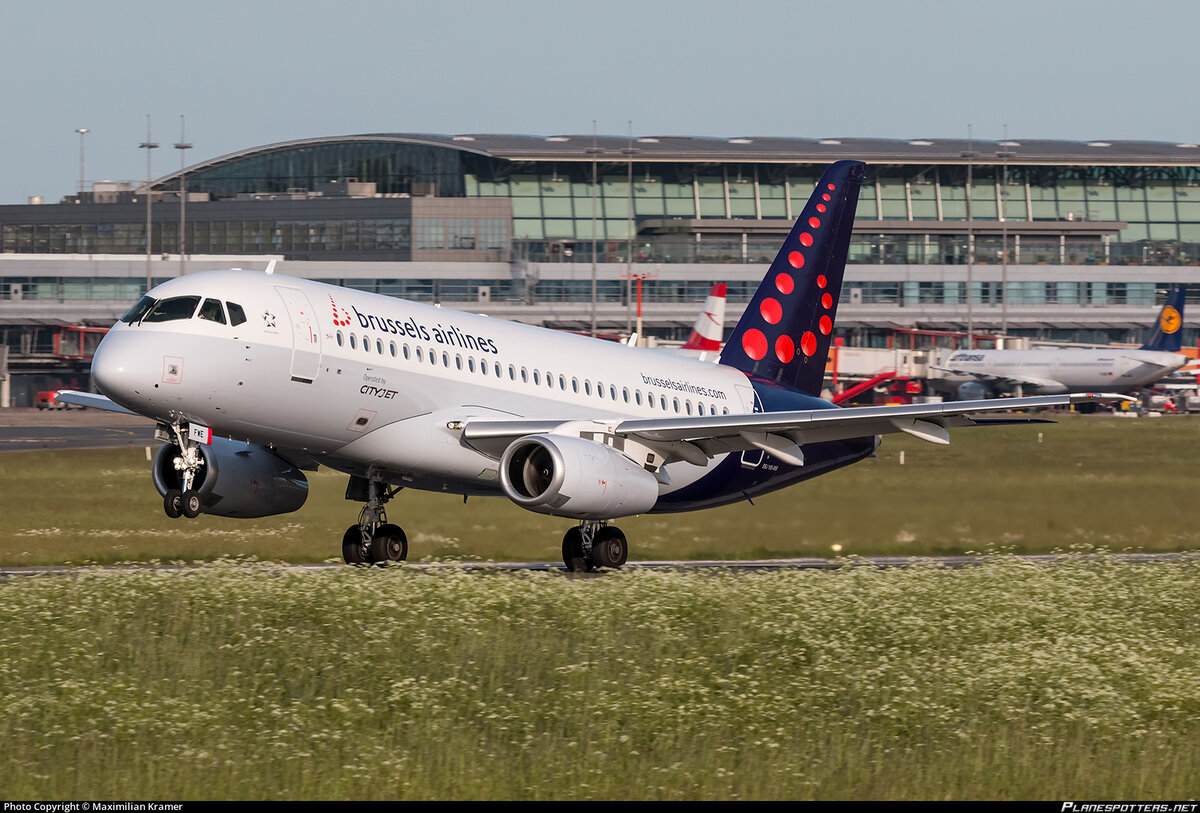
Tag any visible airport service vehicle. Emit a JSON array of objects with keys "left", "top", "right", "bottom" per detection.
[
  {"left": 58, "top": 161, "right": 1125, "bottom": 570},
  {"left": 931, "top": 285, "right": 1189, "bottom": 399}
]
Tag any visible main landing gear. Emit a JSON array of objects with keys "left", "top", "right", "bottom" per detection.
[
  {"left": 161, "top": 422, "right": 204, "bottom": 520},
  {"left": 562, "top": 521, "right": 628, "bottom": 572},
  {"left": 341, "top": 473, "right": 408, "bottom": 565}
]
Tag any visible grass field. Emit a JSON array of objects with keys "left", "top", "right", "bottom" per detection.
[
  {"left": 1, "top": 415, "right": 1199, "bottom": 565},
  {"left": 3, "top": 416, "right": 1200, "bottom": 799},
  {"left": 1, "top": 556, "right": 1198, "bottom": 800}
]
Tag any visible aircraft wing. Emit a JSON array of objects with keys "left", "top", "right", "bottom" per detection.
[
  {"left": 53, "top": 389, "right": 138, "bottom": 415},
  {"left": 461, "top": 392, "right": 1129, "bottom": 466},
  {"left": 928, "top": 365, "right": 1067, "bottom": 392},
  {"left": 1119, "top": 354, "right": 1185, "bottom": 370}
]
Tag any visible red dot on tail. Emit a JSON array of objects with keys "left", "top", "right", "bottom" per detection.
[
  {"left": 822, "top": 193, "right": 831, "bottom": 201},
  {"left": 760, "top": 298, "right": 783, "bottom": 324},
  {"left": 808, "top": 217, "right": 821, "bottom": 229},
  {"left": 827, "top": 183, "right": 836, "bottom": 190},
  {"left": 775, "top": 335, "right": 795, "bottom": 363},
  {"left": 822, "top": 292, "right": 833, "bottom": 309},
  {"left": 801, "top": 331, "right": 818, "bottom": 357},
  {"left": 775, "top": 273, "right": 794, "bottom": 295},
  {"left": 787, "top": 251, "right": 805, "bottom": 269},
  {"left": 816, "top": 203, "right": 827, "bottom": 213},
  {"left": 742, "top": 328, "right": 767, "bottom": 360},
  {"left": 819, "top": 315, "right": 832, "bottom": 335},
  {"left": 799, "top": 233, "right": 813, "bottom": 247},
  {"left": 816, "top": 274, "right": 827, "bottom": 289}
]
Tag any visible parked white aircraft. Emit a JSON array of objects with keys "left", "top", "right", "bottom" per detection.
[
  {"left": 58, "top": 161, "right": 1126, "bottom": 570},
  {"left": 931, "top": 286, "right": 1189, "bottom": 399}
]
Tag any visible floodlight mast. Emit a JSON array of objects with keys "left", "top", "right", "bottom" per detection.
[
  {"left": 175, "top": 115, "right": 192, "bottom": 275},
  {"left": 139, "top": 115, "right": 159, "bottom": 294}
]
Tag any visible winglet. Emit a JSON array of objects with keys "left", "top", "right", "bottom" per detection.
[
  {"left": 718, "top": 160, "right": 865, "bottom": 394},
  {"left": 53, "top": 389, "right": 138, "bottom": 414}
]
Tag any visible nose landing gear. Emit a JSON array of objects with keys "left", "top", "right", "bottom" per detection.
[{"left": 160, "top": 422, "right": 206, "bottom": 520}]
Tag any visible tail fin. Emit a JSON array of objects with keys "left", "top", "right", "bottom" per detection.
[
  {"left": 718, "top": 160, "right": 864, "bottom": 394},
  {"left": 1140, "top": 284, "right": 1186, "bottom": 351},
  {"left": 680, "top": 283, "right": 727, "bottom": 351}
]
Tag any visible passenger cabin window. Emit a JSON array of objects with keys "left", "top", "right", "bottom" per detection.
[
  {"left": 198, "top": 298, "right": 226, "bottom": 325},
  {"left": 120, "top": 295, "right": 157, "bottom": 324},
  {"left": 143, "top": 295, "right": 201, "bottom": 323},
  {"left": 226, "top": 302, "right": 247, "bottom": 326}
]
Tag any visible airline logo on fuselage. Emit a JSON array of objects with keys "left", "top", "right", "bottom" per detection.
[
  {"left": 1160, "top": 305, "right": 1181, "bottom": 334},
  {"left": 950, "top": 353, "right": 986, "bottom": 362},
  {"left": 327, "top": 295, "right": 500, "bottom": 355},
  {"left": 329, "top": 295, "right": 352, "bottom": 327}
]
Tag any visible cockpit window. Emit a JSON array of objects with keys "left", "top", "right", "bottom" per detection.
[
  {"left": 120, "top": 295, "right": 157, "bottom": 324},
  {"left": 198, "top": 298, "right": 227, "bottom": 325},
  {"left": 226, "top": 302, "right": 247, "bottom": 327},
  {"left": 142, "top": 295, "right": 201, "bottom": 323}
]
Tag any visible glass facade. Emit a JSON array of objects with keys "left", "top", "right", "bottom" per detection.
[
  {"left": 178, "top": 141, "right": 471, "bottom": 197},
  {"left": 3, "top": 137, "right": 1200, "bottom": 268}
]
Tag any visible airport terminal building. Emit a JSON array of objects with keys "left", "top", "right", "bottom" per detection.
[{"left": 3, "top": 133, "right": 1200, "bottom": 403}]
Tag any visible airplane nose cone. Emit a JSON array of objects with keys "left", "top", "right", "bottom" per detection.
[{"left": 91, "top": 329, "right": 146, "bottom": 410}]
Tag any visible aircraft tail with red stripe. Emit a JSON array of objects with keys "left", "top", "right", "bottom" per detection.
[
  {"left": 680, "top": 283, "right": 727, "bottom": 351},
  {"left": 718, "top": 160, "right": 864, "bottom": 395}
]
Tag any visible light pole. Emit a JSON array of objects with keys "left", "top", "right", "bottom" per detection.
[
  {"left": 587, "top": 122, "right": 601, "bottom": 337},
  {"left": 139, "top": 115, "right": 158, "bottom": 294},
  {"left": 174, "top": 115, "right": 192, "bottom": 275},
  {"left": 74, "top": 128, "right": 88, "bottom": 200},
  {"left": 963, "top": 124, "right": 974, "bottom": 349},
  {"left": 997, "top": 125, "right": 1016, "bottom": 340},
  {"left": 620, "top": 272, "right": 657, "bottom": 345},
  {"left": 623, "top": 121, "right": 636, "bottom": 336}
]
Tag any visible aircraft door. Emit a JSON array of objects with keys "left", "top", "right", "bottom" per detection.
[{"left": 275, "top": 286, "right": 322, "bottom": 383}]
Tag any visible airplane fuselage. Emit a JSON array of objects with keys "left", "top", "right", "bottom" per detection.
[
  {"left": 934, "top": 347, "right": 1187, "bottom": 395},
  {"left": 92, "top": 270, "right": 873, "bottom": 514}
]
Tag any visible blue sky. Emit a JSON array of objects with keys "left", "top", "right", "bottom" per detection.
[{"left": 1, "top": 0, "right": 1197, "bottom": 204}]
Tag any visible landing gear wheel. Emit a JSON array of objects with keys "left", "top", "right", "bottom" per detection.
[
  {"left": 371, "top": 523, "right": 408, "bottom": 563},
  {"left": 342, "top": 525, "right": 370, "bottom": 564},
  {"left": 163, "top": 489, "right": 183, "bottom": 519},
  {"left": 562, "top": 527, "right": 591, "bottom": 572},
  {"left": 591, "top": 526, "right": 628, "bottom": 569},
  {"left": 180, "top": 489, "right": 202, "bottom": 519}
]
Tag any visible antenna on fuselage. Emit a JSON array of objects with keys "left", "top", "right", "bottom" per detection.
[{"left": 264, "top": 260, "right": 277, "bottom": 275}]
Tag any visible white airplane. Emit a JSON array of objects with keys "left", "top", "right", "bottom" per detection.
[
  {"left": 931, "top": 286, "right": 1189, "bottom": 399},
  {"left": 58, "top": 160, "right": 1126, "bottom": 571}
]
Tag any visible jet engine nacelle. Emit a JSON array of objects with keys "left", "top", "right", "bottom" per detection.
[
  {"left": 499, "top": 434, "right": 661, "bottom": 520},
  {"left": 152, "top": 437, "right": 308, "bottom": 518}
]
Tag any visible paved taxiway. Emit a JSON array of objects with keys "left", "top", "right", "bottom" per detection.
[
  {"left": 3, "top": 552, "right": 1196, "bottom": 579},
  {"left": 0, "top": 407, "right": 155, "bottom": 451}
]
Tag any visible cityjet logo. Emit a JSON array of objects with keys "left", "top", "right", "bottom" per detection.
[{"left": 329, "top": 295, "right": 352, "bottom": 327}]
